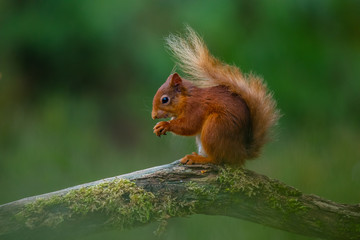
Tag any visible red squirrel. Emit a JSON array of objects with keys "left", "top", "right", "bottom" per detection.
[{"left": 152, "top": 27, "right": 280, "bottom": 165}]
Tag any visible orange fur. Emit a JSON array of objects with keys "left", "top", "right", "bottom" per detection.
[{"left": 152, "top": 27, "right": 280, "bottom": 165}]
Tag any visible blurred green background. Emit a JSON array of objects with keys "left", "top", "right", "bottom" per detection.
[{"left": 1, "top": 0, "right": 359, "bottom": 239}]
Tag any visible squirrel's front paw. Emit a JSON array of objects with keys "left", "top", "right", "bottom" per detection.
[{"left": 153, "top": 121, "right": 170, "bottom": 137}]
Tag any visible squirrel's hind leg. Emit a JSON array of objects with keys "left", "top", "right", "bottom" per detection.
[
  {"left": 180, "top": 135, "right": 214, "bottom": 165},
  {"left": 180, "top": 152, "right": 215, "bottom": 165}
]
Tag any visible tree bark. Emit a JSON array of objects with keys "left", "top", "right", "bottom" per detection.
[{"left": 0, "top": 160, "right": 359, "bottom": 240}]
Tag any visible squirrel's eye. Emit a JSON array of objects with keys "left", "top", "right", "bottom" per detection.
[
  {"left": 161, "top": 95, "right": 170, "bottom": 105},
  {"left": 162, "top": 97, "right": 169, "bottom": 104}
]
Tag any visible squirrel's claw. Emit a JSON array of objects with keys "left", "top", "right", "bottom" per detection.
[
  {"left": 180, "top": 155, "right": 194, "bottom": 165},
  {"left": 153, "top": 121, "right": 170, "bottom": 137}
]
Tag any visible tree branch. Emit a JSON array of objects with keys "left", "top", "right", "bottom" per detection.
[{"left": 0, "top": 160, "right": 359, "bottom": 240}]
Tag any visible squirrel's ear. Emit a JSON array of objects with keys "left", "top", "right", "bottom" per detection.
[{"left": 169, "top": 73, "right": 183, "bottom": 92}]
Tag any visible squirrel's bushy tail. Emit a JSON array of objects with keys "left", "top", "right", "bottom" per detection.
[{"left": 166, "top": 26, "right": 280, "bottom": 159}]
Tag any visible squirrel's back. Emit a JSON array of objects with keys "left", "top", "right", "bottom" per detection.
[{"left": 166, "top": 26, "right": 280, "bottom": 159}]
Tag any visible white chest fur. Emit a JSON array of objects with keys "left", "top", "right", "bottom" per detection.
[{"left": 196, "top": 135, "right": 207, "bottom": 157}]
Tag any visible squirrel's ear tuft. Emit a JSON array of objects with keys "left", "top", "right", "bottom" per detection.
[{"left": 169, "top": 73, "right": 183, "bottom": 92}]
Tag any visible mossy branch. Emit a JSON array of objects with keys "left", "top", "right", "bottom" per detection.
[{"left": 0, "top": 160, "right": 359, "bottom": 240}]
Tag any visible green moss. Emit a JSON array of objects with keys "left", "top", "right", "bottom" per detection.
[
  {"left": 186, "top": 181, "right": 218, "bottom": 201},
  {"left": 185, "top": 166, "right": 264, "bottom": 208},
  {"left": 215, "top": 165, "right": 309, "bottom": 216},
  {"left": 217, "top": 166, "right": 261, "bottom": 197},
  {"left": 17, "top": 195, "right": 65, "bottom": 228},
  {"left": 17, "top": 178, "right": 194, "bottom": 232},
  {"left": 285, "top": 198, "right": 308, "bottom": 213},
  {"left": 336, "top": 214, "right": 360, "bottom": 238},
  {"left": 261, "top": 182, "right": 307, "bottom": 217},
  {"left": 18, "top": 165, "right": 312, "bottom": 234},
  {"left": 157, "top": 194, "right": 195, "bottom": 218},
  {"left": 270, "top": 181, "right": 302, "bottom": 197}
]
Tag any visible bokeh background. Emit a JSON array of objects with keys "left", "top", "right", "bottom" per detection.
[{"left": 1, "top": 0, "right": 359, "bottom": 239}]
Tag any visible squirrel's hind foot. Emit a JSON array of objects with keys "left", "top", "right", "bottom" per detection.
[{"left": 180, "top": 152, "right": 214, "bottom": 165}]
